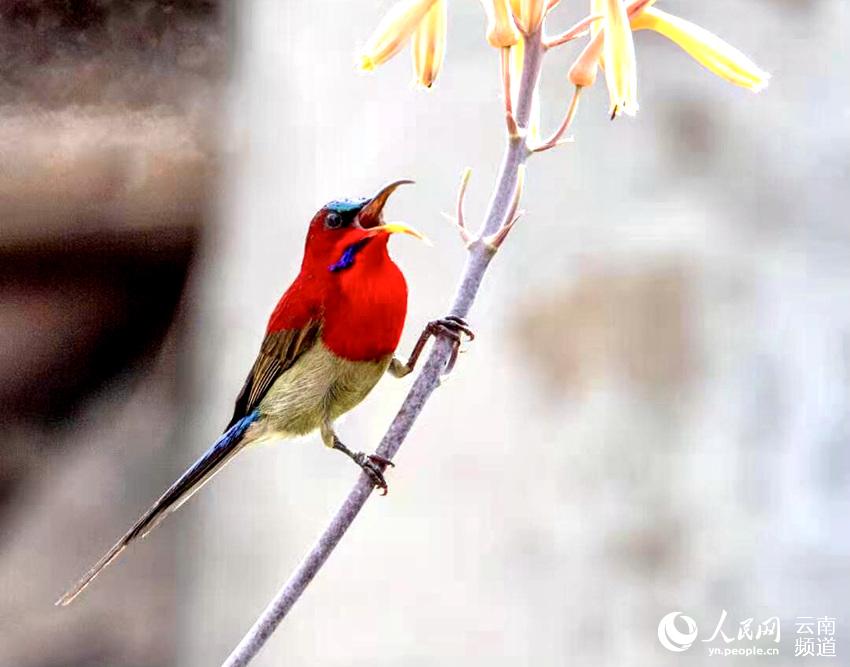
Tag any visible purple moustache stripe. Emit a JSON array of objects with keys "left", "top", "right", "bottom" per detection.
[{"left": 329, "top": 238, "right": 371, "bottom": 272}]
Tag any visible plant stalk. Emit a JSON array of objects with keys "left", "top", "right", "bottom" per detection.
[{"left": 222, "top": 28, "right": 546, "bottom": 667}]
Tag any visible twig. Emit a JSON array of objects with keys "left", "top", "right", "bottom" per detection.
[
  {"left": 531, "top": 85, "right": 582, "bottom": 153},
  {"left": 483, "top": 165, "right": 525, "bottom": 250},
  {"left": 442, "top": 167, "right": 474, "bottom": 245},
  {"left": 221, "top": 27, "right": 547, "bottom": 667},
  {"left": 544, "top": 14, "right": 601, "bottom": 49}
]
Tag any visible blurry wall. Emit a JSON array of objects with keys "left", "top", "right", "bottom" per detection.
[
  {"left": 0, "top": 2, "right": 225, "bottom": 665},
  {"left": 2, "top": 1, "right": 849, "bottom": 667}
]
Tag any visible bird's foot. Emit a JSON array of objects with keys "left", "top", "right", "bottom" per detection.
[
  {"left": 427, "top": 316, "right": 475, "bottom": 375},
  {"left": 333, "top": 438, "right": 395, "bottom": 495},
  {"left": 353, "top": 452, "right": 395, "bottom": 495}
]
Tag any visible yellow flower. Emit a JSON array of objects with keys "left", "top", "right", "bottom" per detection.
[
  {"left": 359, "top": 0, "right": 439, "bottom": 73},
  {"left": 601, "top": 0, "right": 638, "bottom": 117},
  {"left": 412, "top": 0, "right": 448, "bottom": 87},
  {"left": 509, "top": 0, "right": 546, "bottom": 35},
  {"left": 360, "top": 0, "right": 769, "bottom": 101},
  {"left": 630, "top": 7, "right": 770, "bottom": 92},
  {"left": 570, "top": 0, "right": 769, "bottom": 116},
  {"left": 480, "top": 0, "right": 520, "bottom": 48}
]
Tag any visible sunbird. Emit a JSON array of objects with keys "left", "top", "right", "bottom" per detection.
[{"left": 57, "top": 180, "right": 471, "bottom": 606}]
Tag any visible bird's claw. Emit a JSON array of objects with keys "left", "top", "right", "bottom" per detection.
[
  {"left": 427, "top": 316, "right": 475, "bottom": 376},
  {"left": 435, "top": 315, "right": 475, "bottom": 341},
  {"left": 354, "top": 452, "right": 394, "bottom": 495}
]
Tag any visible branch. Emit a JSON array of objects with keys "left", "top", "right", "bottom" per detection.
[
  {"left": 544, "top": 14, "right": 601, "bottom": 49},
  {"left": 221, "top": 28, "right": 547, "bottom": 667},
  {"left": 442, "top": 167, "right": 474, "bottom": 246},
  {"left": 531, "top": 85, "right": 582, "bottom": 153}
]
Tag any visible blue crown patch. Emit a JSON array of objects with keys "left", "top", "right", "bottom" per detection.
[{"left": 327, "top": 197, "right": 369, "bottom": 214}]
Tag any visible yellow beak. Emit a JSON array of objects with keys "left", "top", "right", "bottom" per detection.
[
  {"left": 358, "top": 180, "right": 429, "bottom": 244},
  {"left": 365, "top": 221, "right": 430, "bottom": 244}
]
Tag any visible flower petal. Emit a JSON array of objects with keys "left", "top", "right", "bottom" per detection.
[
  {"left": 412, "top": 0, "right": 447, "bottom": 87},
  {"left": 359, "top": 0, "right": 439, "bottom": 72},
  {"left": 602, "top": 0, "right": 638, "bottom": 116},
  {"left": 631, "top": 7, "right": 770, "bottom": 92}
]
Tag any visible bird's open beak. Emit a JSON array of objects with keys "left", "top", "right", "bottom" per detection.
[
  {"left": 357, "top": 180, "right": 429, "bottom": 243},
  {"left": 364, "top": 221, "right": 429, "bottom": 243}
]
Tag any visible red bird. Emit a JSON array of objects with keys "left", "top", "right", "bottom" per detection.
[{"left": 57, "top": 180, "right": 472, "bottom": 606}]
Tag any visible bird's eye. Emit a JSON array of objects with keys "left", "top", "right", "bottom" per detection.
[{"left": 326, "top": 212, "right": 343, "bottom": 229}]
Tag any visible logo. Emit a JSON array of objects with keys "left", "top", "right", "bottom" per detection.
[
  {"left": 656, "top": 610, "right": 837, "bottom": 657},
  {"left": 658, "top": 611, "right": 699, "bottom": 652}
]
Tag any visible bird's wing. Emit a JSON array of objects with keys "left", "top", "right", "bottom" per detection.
[{"left": 226, "top": 321, "right": 322, "bottom": 429}]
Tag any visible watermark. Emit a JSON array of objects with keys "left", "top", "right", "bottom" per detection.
[
  {"left": 658, "top": 612, "right": 699, "bottom": 652},
  {"left": 794, "top": 617, "right": 837, "bottom": 657},
  {"left": 657, "top": 610, "right": 838, "bottom": 658}
]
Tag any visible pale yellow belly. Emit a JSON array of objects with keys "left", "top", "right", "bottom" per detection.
[{"left": 255, "top": 341, "right": 391, "bottom": 439}]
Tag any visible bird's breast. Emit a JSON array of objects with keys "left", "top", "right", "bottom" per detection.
[
  {"left": 321, "top": 259, "right": 408, "bottom": 361},
  {"left": 258, "top": 341, "right": 391, "bottom": 437}
]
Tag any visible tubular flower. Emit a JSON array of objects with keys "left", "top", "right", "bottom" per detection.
[
  {"left": 481, "top": 0, "right": 520, "bottom": 48},
  {"left": 359, "top": 0, "right": 439, "bottom": 73},
  {"left": 570, "top": 0, "right": 769, "bottom": 116},
  {"left": 509, "top": 0, "right": 546, "bottom": 35},
  {"left": 601, "top": 0, "right": 638, "bottom": 117},
  {"left": 630, "top": 7, "right": 770, "bottom": 92},
  {"left": 412, "top": 0, "right": 448, "bottom": 87}
]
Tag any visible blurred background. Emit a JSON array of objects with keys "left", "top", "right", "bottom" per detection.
[{"left": 1, "top": 0, "right": 848, "bottom": 665}]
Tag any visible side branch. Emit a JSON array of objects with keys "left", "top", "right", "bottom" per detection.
[
  {"left": 221, "top": 27, "right": 547, "bottom": 667},
  {"left": 532, "top": 85, "right": 582, "bottom": 153}
]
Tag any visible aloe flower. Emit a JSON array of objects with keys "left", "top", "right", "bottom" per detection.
[
  {"left": 359, "top": 0, "right": 542, "bottom": 87},
  {"left": 360, "top": 0, "right": 769, "bottom": 102},
  {"left": 600, "top": 0, "right": 638, "bottom": 117},
  {"left": 630, "top": 6, "right": 770, "bottom": 92},
  {"left": 412, "top": 0, "right": 448, "bottom": 87},
  {"left": 358, "top": 0, "right": 439, "bottom": 73},
  {"left": 575, "top": 0, "right": 769, "bottom": 116}
]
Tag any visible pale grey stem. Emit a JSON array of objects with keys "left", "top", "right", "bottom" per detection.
[{"left": 222, "top": 29, "right": 546, "bottom": 667}]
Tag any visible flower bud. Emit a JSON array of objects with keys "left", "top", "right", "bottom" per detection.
[
  {"left": 480, "top": 0, "right": 520, "bottom": 48},
  {"left": 568, "top": 31, "right": 603, "bottom": 88}
]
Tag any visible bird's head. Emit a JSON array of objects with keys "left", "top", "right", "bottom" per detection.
[{"left": 303, "top": 180, "right": 426, "bottom": 273}]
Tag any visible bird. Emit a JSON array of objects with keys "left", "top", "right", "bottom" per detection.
[{"left": 56, "top": 180, "right": 472, "bottom": 606}]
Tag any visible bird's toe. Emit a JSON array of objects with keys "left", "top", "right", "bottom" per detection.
[{"left": 354, "top": 452, "right": 391, "bottom": 494}]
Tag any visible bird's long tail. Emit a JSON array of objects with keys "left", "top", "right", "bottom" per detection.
[{"left": 56, "top": 410, "right": 261, "bottom": 606}]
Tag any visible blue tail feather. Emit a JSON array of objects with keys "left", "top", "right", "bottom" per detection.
[{"left": 56, "top": 410, "right": 261, "bottom": 606}]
